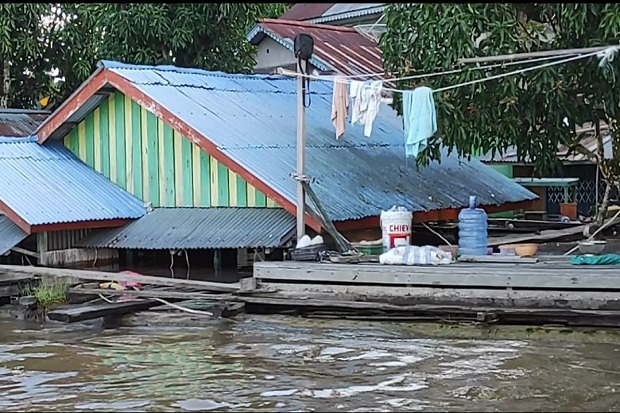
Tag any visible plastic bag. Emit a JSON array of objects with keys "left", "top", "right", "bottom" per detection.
[
  {"left": 570, "top": 253, "right": 620, "bottom": 266},
  {"left": 379, "top": 245, "right": 453, "bottom": 266}
]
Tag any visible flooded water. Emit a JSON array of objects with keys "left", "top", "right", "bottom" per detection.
[{"left": 1, "top": 315, "right": 620, "bottom": 412}]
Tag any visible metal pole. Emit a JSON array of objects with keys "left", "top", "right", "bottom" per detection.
[{"left": 296, "top": 58, "right": 307, "bottom": 240}]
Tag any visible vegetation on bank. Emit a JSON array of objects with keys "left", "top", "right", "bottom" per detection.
[{"left": 21, "top": 281, "right": 68, "bottom": 317}]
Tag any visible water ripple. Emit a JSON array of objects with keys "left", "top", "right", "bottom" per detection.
[{"left": 0, "top": 316, "right": 619, "bottom": 411}]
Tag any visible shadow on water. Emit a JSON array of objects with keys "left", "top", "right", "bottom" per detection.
[{"left": 1, "top": 315, "right": 620, "bottom": 412}]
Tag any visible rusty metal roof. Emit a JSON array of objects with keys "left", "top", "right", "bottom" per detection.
[
  {"left": 0, "top": 109, "right": 50, "bottom": 138},
  {"left": 248, "top": 19, "right": 384, "bottom": 78},
  {"left": 280, "top": 3, "right": 335, "bottom": 21}
]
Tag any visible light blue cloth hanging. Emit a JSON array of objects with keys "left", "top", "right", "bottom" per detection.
[{"left": 402, "top": 86, "right": 437, "bottom": 158}]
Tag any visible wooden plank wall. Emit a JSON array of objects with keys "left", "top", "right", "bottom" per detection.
[{"left": 63, "top": 92, "right": 279, "bottom": 209}]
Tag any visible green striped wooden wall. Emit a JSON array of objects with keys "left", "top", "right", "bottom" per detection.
[{"left": 63, "top": 92, "right": 278, "bottom": 208}]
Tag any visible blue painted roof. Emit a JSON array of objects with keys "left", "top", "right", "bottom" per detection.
[
  {"left": 77, "top": 207, "right": 296, "bottom": 250},
  {"left": 0, "top": 137, "right": 146, "bottom": 227},
  {"left": 97, "top": 61, "right": 535, "bottom": 221},
  {"left": 0, "top": 215, "right": 28, "bottom": 255}
]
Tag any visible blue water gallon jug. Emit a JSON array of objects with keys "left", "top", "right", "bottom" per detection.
[{"left": 458, "top": 195, "right": 488, "bottom": 256}]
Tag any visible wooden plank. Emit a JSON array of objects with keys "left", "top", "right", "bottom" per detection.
[
  {"left": 99, "top": 98, "right": 111, "bottom": 179},
  {"left": 257, "top": 282, "right": 620, "bottom": 311},
  {"left": 241, "top": 294, "right": 620, "bottom": 328},
  {"left": 0, "top": 265, "right": 239, "bottom": 293},
  {"left": 458, "top": 255, "right": 539, "bottom": 264},
  {"left": 70, "top": 288, "right": 238, "bottom": 301},
  {"left": 488, "top": 225, "right": 585, "bottom": 247},
  {"left": 0, "top": 284, "right": 21, "bottom": 298},
  {"left": 238, "top": 295, "right": 620, "bottom": 317},
  {"left": 0, "top": 272, "right": 37, "bottom": 284},
  {"left": 256, "top": 261, "right": 620, "bottom": 275},
  {"left": 11, "top": 247, "right": 40, "bottom": 259},
  {"left": 48, "top": 300, "right": 159, "bottom": 323},
  {"left": 253, "top": 261, "right": 620, "bottom": 290}
]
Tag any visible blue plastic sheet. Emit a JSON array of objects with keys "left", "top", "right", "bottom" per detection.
[{"left": 570, "top": 254, "right": 620, "bottom": 265}]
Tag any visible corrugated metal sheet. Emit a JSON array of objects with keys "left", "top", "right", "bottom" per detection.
[
  {"left": 248, "top": 19, "right": 384, "bottom": 78},
  {"left": 0, "top": 137, "right": 147, "bottom": 226},
  {"left": 481, "top": 134, "right": 613, "bottom": 164},
  {"left": 280, "top": 4, "right": 385, "bottom": 24},
  {"left": 0, "top": 215, "right": 28, "bottom": 255},
  {"left": 77, "top": 208, "right": 296, "bottom": 250},
  {"left": 96, "top": 61, "right": 536, "bottom": 222},
  {"left": 311, "top": 4, "right": 385, "bottom": 24},
  {"left": 0, "top": 109, "right": 50, "bottom": 138},
  {"left": 280, "top": 3, "right": 335, "bottom": 21}
]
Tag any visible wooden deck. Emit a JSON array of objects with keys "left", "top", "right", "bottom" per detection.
[
  {"left": 250, "top": 257, "right": 620, "bottom": 326},
  {"left": 253, "top": 257, "right": 620, "bottom": 290}
]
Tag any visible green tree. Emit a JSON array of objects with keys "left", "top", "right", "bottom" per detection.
[
  {"left": 54, "top": 3, "right": 289, "bottom": 100},
  {"left": 0, "top": 3, "right": 62, "bottom": 109},
  {"left": 0, "top": 3, "right": 290, "bottom": 110},
  {"left": 381, "top": 3, "right": 620, "bottom": 222}
]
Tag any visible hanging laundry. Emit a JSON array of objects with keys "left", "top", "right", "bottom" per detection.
[
  {"left": 351, "top": 80, "right": 383, "bottom": 137},
  {"left": 331, "top": 76, "right": 349, "bottom": 139},
  {"left": 349, "top": 80, "right": 364, "bottom": 123},
  {"left": 403, "top": 86, "right": 437, "bottom": 158}
]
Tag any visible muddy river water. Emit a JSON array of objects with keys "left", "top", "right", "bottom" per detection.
[{"left": 1, "top": 315, "right": 619, "bottom": 412}]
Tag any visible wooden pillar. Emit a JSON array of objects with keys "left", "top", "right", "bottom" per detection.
[{"left": 213, "top": 249, "right": 221, "bottom": 274}]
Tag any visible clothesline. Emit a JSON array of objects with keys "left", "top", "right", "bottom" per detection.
[
  {"left": 300, "top": 53, "right": 573, "bottom": 84},
  {"left": 328, "top": 46, "right": 618, "bottom": 161},
  {"left": 297, "top": 47, "right": 615, "bottom": 94}
]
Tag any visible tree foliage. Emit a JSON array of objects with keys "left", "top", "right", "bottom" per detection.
[
  {"left": 0, "top": 3, "right": 290, "bottom": 109},
  {"left": 380, "top": 4, "right": 620, "bottom": 168},
  {"left": 381, "top": 3, "right": 620, "bottom": 220},
  {"left": 0, "top": 3, "right": 62, "bottom": 108}
]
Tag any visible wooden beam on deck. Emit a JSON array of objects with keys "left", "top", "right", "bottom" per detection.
[
  {"left": 254, "top": 282, "right": 620, "bottom": 311},
  {"left": 48, "top": 300, "right": 160, "bottom": 323},
  {"left": 0, "top": 265, "right": 240, "bottom": 293},
  {"left": 253, "top": 261, "right": 620, "bottom": 290}
]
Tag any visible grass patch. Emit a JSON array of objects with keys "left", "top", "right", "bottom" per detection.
[{"left": 21, "top": 281, "right": 68, "bottom": 315}]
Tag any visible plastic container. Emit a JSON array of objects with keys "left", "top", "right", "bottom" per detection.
[
  {"left": 380, "top": 207, "right": 412, "bottom": 251},
  {"left": 458, "top": 195, "right": 488, "bottom": 256},
  {"left": 352, "top": 240, "right": 384, "bottom": 256},
  {"left": 499, "top": 244, "right": 516, "bottom": 256},
  {"left": 290, "top": 244, "right": 327, "bottom": 261}
]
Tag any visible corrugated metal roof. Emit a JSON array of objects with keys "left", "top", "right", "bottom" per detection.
[
  {"left": 0, "top": 109, "right": 50, "bottom": 138},
  {"left": 248, "top": 19, "right": 384, "bottom": 78},
  {"left": 280, "top": 3, "right": 335, "bottom": 21},
  {"left": 481, "top": 133, "right": 612, "bottom": 164},
  {"left": 0, "top": 137, "right": 147, "bottom": 226},
  {"left": 311, "top": 4, "right": 385, "bottom": 24},
  {"left": 0, "top": 215, "right": 28, "bottom": 255},
  {"left": 280, "top": 4, "right": 385, "bottom": 24},
  {"left": 77, "top": 208, "right": 296, "bottom": 250},
  {"left": 92, "top": 61, "right": 536, "bottom": 222}
]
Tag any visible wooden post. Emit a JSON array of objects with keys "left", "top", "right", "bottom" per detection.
[{"left": 296, "top": 58, "right": 307, "bottom": 241}]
